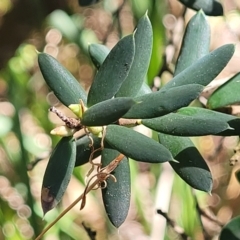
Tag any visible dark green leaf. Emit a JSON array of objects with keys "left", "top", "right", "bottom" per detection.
[
  {"left": 82, "top": 97, "right": 136, "bottom": 126},
  {"left": 88, "top": 43, "right": 109, "bottom": 69},
  {"left": 116, "top": 12, "right": 153, "bottom": 97},
  {"left": 105, "top": 125, "right": 174, "bottom": 163},
  {"left": 178, "top": 0, "right": 223, "bottom": 16},
  {"left": 123, "top": 84, "right": 203, "bottom": 119},
  {"left": 159, "top": 134, "right": 212, "bottom": 192},
  {"left": 142, "top": 112, "right": 230, "bottom": 136},
  {"left": 41, "top": 137, "right": 76, "bottom": 215},
  {"left": 162, "top": 44, "right": 235, "bottom": 90},
  {"left": 78, "top": 0, "right": 100, "bottom": 7},
  {"left": 174, "top": 10, "right": 210, "bottom": 76},
  {"left": 177, "top": 107, "right": 240, "bottom": 136},
  {"left": 220, "top": 216, "right": 240, "bottom": 240},
  {"left": 38, "top": 53, "right": 87, "bottom": 106},
  {"left": 75, "top": 134, "right": 101, "bottom": 167},
  {"left": 101, "top": 147, "right": 131, "bottom": 228},
  {"left": 87, "top": 34, "right": 135, "bottom": 106},
  {"left": 207, "top": 73, "right": 240, "bottom": 109}
]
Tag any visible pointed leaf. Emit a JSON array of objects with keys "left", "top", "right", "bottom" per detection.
[
  {"left": 101, "top": 147, "right": 131, "bottom": 228},
  {"left": 87, "top": 34, "right": 135, "bottom": 106},
  {"left": 75, "top": 134, "right": 101, "bottom": 167},
  {"left": 38, "top": 53, "right": 87, "bottom": 106},
  {"left": 142, "top": 113, "right": 230, "bottom": 136},
  {"left": 207, "top": 73, "right": 240, "bottom": 109},
  {"left": 158, "top": 134, "right": 212, "bottom": 192},
  {"left": 116, "top": 12, "right": 153, "bottom": 97},
  {"left": 177, "top": 107, "right": 240, "bottom": 136},
  {"left": 105, "top": 125, "right": 174, "bottom": 163},
  {"left": 178, "top": 0, "right": 223, "bottom": 16},
  {"left": 174, "top": 10, "right": 210, "bottom": 76},
  {"left": 162, "top": 44, "right": 235, "bottom": 90},
  {"left": 41, "top": 137, "right": 76, "bottom": 215},
  {"left": 220, "top": 216, "right": 240, "bottom": 240},
  {"left": 123, "top": 84, "right": 203, "bottom": 119},
  {"left": 82, "top": 97, "right": 136, "bottom": 126},
  {"left": 88, "top": 43, "right": 110, "bottom": 69}
]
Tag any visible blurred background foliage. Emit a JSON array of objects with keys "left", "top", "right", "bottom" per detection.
[{"left": 0, "top": 0, "right": 240, "bottom": 239}]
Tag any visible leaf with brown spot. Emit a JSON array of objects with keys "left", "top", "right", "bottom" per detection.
[{"left": 41, "top": 137, "right": 76, "bottom": 215}]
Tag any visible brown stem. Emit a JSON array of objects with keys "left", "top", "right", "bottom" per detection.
[
  {"left": 156, "top": 209, "right": 191, "bottom": 240},
  {"left": 35, "top": 178, "right": 99, "bottom": 240}
]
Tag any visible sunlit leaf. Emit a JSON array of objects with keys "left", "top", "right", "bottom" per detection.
[
  {"left": 105, "top": 125, "right": 174, "bottom": 163},
  {"left": 116, "top": 12, "right": 153, "bottom": 97},
  {"left": 87, "top": 34, "right": 135, "bottom": 106},
  {"left": 177, "top": 107, "right": 240, "bottom": 136},
  {"left": 142, "top": 112, "right": 230, "bottom": 136},
  {"left": 101, "top": 147, "right": 131, "bottom": 228},
  {"left": 38, "top": 53, "right": 87, "bottom": 106},
  {"left": 220, "top": 216, "right": 240, "bottom": 240},
  {"left": 124, "top": 84, "right": 203, "bottom": 119},
  {"left": 88, "top": 43, "right": 109, "bottom": 69},
  {"left": 207, "top": 73, "right": 240, "bottom": 109},
  {"left": 162, "top": 44, "right": 235, "bottom": 90},
  {"left": 41, "top": 137, "right": 76, "bottom": 215},
  {"left": 178, "top": 0, "right": 223, "bottom": 16},
  {"left": 159, "top": 134, "right": 212, "bottom": 192},
  {"left": 147, "top": 0, "right": 166, "bottom": 85},
  {"left": 82, "top": 97, "right": 136, "bottom": 126},
  {"left": 174, "top": 10, "right": 210, "bottom": 76}
]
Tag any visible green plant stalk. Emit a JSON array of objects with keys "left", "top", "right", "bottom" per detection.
[{"left": 7, "top": 68, "right": 42, "bottom": 236}]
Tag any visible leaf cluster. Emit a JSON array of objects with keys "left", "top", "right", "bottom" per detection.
[{"left": 37, "top": 3, "right": 239, "bottom": 238}]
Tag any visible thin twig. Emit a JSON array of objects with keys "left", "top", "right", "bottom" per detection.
[
  {"left": 156, "top": 209, "right": 191, "bottom": 240},
  {"left": 192, "top": 191, "right": 210, "bottom": 240},
  {"left": 50, "top": 106, "right": 81, "bottom": 129},
  {"left": 197, "top": 206, "right": 224, "bottom": 227}
]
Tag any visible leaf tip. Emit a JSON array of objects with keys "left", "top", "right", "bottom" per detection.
[
  {"left": 171, "top": 159, "right": 179, "bottom": 163},
  {"left": 41, "top": 187, "right": 58, "bottom": 215}
]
